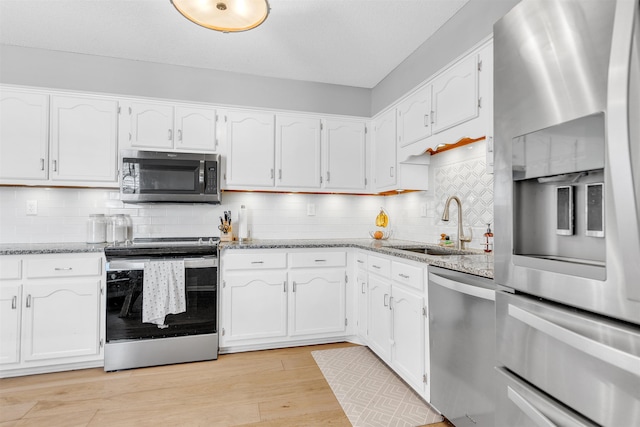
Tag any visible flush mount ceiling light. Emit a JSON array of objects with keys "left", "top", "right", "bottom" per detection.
[{"left": 171, "top": 0, "right": 269, "bottom": 33}]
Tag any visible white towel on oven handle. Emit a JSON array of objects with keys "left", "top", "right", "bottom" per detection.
[{"left": 142, "top": 260, "right": 186, "bottom": 327}]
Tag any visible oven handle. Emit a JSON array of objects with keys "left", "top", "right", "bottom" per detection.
[{"left": 106, "top": 256, "right": 218, "bottom": 271}]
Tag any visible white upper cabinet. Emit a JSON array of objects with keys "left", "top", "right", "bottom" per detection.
[
  {"left": 225, "top": 111, "right": 275, "bottom": 188},
  {"left": 126, "top": 101, "right": 174, "bottom": 149},
  {"left": 373, "top": 108, "right": 397, "bottom": 191},
  {"left": 0, "top": 90, "right": 49, "bottom": 181},
  {"left": 50, "top": 95, "right": 118, "bottom": 183},
  {"left": 322, "top": 119, "right": 367, "bottom": 192},
  {"left": 122, "top": 101, "right": 217, "bottom": 152},
  {"left": 0, "top": 88, "right": 118, "bottom": 187},
  {"left": 396, "top": 39, "right": 492, "bottom": 161},
  {"left": 431, "top": 54, "right": 479, "bottom": 134},
  {"left": 275, "top": 115, "right": 322, "bottom": 189},
  {"left": 397, "top": 84, "right": 432, "bottom": 149},
  {"left": 174, "top": 106, "right": 217, "bottom": 152}
]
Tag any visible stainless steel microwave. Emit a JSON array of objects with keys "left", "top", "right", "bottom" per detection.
[{"left": 120, "top": 150, "right": 221, "bottom": 204}]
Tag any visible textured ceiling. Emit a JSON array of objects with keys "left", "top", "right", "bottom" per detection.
[{"left": 0, "top": 0, "right": 470, "bottom": 89}]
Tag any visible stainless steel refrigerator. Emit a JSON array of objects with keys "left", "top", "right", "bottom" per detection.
[{"left": 493, "top": 0, "right": 640, "bottom": 426}]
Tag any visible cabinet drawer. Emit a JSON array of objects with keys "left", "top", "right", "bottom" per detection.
[
  {"left": 290, "top": 251, "right": 346, "bottom": 268},
  {"left": 25, "top": 255, "right": 103, "bottom": 279},
  {"left": 0, "top": 257, "right": 22, "bottom": 280},
  {"left": 367, "top": 255, "right": 391, "bottom": 277},
  {"left": 223, "top": 252, "right": 287, "bottom": 270},
  {"left": 392, "top": 261, "right": 424, "bottom": 291},
  {"left": 355, "top": 252, "right": 367, "bottom": 269}
]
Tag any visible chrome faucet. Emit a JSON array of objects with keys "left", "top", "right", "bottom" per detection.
[{"left": 442, "top": 195, "right": 472, "bottom": 250}]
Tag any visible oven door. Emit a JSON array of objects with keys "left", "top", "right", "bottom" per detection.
[{"left": 106, "top": 256, "right": 217, "bottom": 343}]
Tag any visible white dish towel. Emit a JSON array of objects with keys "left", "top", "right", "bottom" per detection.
[{"left": 142, "top": 260, "right": 186, "bottom": 327}]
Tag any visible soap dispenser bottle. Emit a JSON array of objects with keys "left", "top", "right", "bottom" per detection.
[{"left": 483, "top": 223, "right": 494, "bottom": 253}]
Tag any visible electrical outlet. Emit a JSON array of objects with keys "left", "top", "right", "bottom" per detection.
[
  {"left": 420, "top": 203, "right": 427, "bottom": 217},
  {"left": 307, "top": 203, "right": 316, "bottom": 216},
  {"left": 26, "top": 200, "right": 38, "bottom": 215}
]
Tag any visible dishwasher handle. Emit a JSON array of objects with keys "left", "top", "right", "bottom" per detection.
[{"left": 429, "top": 272, "right": 495, "bottom": 301}]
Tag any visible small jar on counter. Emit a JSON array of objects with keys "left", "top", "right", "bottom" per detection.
[
  {"left": 86, "top": 214, "right": 107, "bottom": 243},
  {"left": 106, "top": 215, "right": 127, "bottom": 243}
]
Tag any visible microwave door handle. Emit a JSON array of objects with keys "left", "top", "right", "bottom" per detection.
[
  {"left": 607, "top": 0, "right": 640, "bottom": 302},
  {"left": 199, "top": 161, "right": 206, "bottom": 193}
]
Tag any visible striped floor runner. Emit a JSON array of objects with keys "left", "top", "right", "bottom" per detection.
[{"left": 312, "top": 346, "right": 443, "bottom": 427}]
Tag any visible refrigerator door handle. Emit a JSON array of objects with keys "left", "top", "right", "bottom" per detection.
[
  {"left": 607, "top": 0, "right": 640, "bottom": 301},
  {"left": 508, "top": 303, "right": 640, "bottom": 375},
  {"left": 507, "top": 386, "right": 556, "bottom": 427}
]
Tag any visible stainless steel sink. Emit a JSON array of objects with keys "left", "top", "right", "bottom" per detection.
[{"left": 390, "top": 246, "right": 476, "bottom": 256}]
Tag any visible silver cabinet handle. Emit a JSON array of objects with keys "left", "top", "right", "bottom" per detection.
[
  {"left": 326, "top": 171, "right": 330, "bottom": 182},
  {"left": 40, "top": 158, "right": 45, "bottom": 171},
  {"left": 508, "top": 304, "right": 640, "bottom": 375},
  {"left": 250, "top": 261, "right": 264, "bottom": 264},
  {"left": 383, "top": 293, "right": 389, "bottom": 307},
  {"left": 278, "top": 169, "right": 282, "bottom": 180},
  {"left": 270, "top": 169, "right": 274, "bottom": 179},
  {"left": 431, "top": 110, "right": 436, "bottom": 124},
  {"left": 424, "top": 114, "right": 429, "bottom": 127},
  {"left": 361, "top": 282, "right": 366, "bottom": 294},
  {"left": 390, "top": 166, "right": 394, "bottom": 177},
  {"left": 357, "top": 259, "right": 364, "bottom": 264},
  {"left": 507, "top": 386, "right": 555, "bottom": 427},
  {"left": 398, "top": 273, "right": 410, "bottom": 279},
  {"left": 178, "top": 129, "right": 182, "bottom": 141},
  {"left": 54, "top": 267, "right": 73, "bottom": 271},
  {"left": 11, "top": 296, "right": 17, "bottom": 309},
  {"left": 314, "top": 259, "right": 327, "bottom": 263},
  {"left": 371, "top": 265, "right": 381, "bottom": 270},
  {"left": 389, "top": 296, "right": 393, "bottom": 310},
  {"left": 52, "top": 159, "right": 57, "bottom": 172},
  {"left": 168, "top": 129, "right": 173, "bottom": 140},
  {"left": 292, "top": 281, "right": 297, "bottom": 292},
  {"left": 283, "top": 281, "right": 287, "bottom": 293},
  {"left": 26, "top": 294, "right": 32, "bottom": 308}
]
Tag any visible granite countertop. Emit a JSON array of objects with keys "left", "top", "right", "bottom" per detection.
[
  {"left": 220, "top": 238, "right": 494, "bottom": 279},
  {"left": 0, "top": 242, "right": 107, "bottom": 256},
  {"left": 0, "top": 238, "right": 493, "bottom": 278}
]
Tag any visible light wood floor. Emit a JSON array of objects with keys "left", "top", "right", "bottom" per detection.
[{"left": 0, "top": 342, "right": 452, "bottom": 427}]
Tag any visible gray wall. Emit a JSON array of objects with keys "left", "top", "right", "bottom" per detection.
[
  {"left": 371, "top": 0, "right": 520, "bottom": 116},
  {"left": 0, "top": 45, "right": 371, "bottom": 117}
]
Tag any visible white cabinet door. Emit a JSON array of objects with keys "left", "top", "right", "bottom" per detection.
[
  {"left": 397, "top": 84, "right": 432, "bottom": 148},
  {"left": 226, "top": 111, "right": 275, "bottom": 188},
  {"left": 391, "top": 285, "right": 425, "bottom": 393},
  {"left": 174, "top": 106, "right": 217, "bottom": 152},
  {"left": 0, "top": 90, "right": 49, "bottom": 181},
  {"left": 222, "top": 271, "right": 288, "bottom": 342},
  {"left": 323, "top": 119, "right": 367, "bottom": 191},
  {"left": 367, "top": 274, "right": 391, "bottom": 362},
  {"left": 50, "top": 95, "right": 118, "bottom": 183},
  {"left": 289, "top": 269, "right": 346, "bottom": 337},
  {"left": 431, "top": 54, "right": 479, "bottom": 134},
  {"left": 275, "top": 115, "right": 321, "bottom": 189},
  {"left": 128, "top": 101, "right": 174, "bottom": 149},
  {"left": 21, "top": 279, "right": 101, "bottom": 362},
  {"left": 373, "top": 108, "right": 397, "bottom": 190},
  {"left": 0, "top": 284, "right": 21, "bottom": 365},
  {"left": 356, "top": 270, "right": 368, "bottom": 340}
]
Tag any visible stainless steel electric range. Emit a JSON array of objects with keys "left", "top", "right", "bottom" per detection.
[{"left": 103, "top": 237, "right": 219, "bottom": 371}]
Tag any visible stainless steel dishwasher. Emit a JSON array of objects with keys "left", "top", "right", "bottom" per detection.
[{"left": 428, "top": 266, "right": 496, "bottom": 427}]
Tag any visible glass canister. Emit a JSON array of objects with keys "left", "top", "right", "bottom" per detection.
[
  {"left": 86, "top": 214, "right": 107, "bottom": 243},
  {"left": 106, "top": 215, "right": 126, "bottom": 243}
]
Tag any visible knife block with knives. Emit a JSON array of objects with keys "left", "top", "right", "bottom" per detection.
[{"left": 219, "top": 211, "right": 234, "bottom": 242}]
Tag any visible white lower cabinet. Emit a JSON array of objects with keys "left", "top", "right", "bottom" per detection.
[
  {"left": 364, "top": 253, "right": 429, "bottom": 399},
  {"left": 220, "top": 249, "right": 347, "bottom": 351},
  {"left": 0, "top": 253, "right": 105, "bottom": 378}
]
